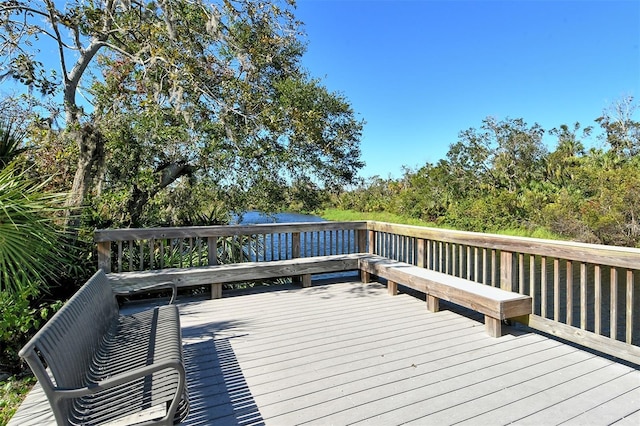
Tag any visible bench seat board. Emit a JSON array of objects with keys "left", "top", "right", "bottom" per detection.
[
  {"left": 359, "top": 255, "right": 532, "bottom": 320},
  {"left": 107, "top": 253, "right": 369, "bottom": 290}
]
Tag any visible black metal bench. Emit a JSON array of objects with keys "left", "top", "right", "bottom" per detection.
[{"left": 19, "top": 270, "right": 189, "bottom": 425}]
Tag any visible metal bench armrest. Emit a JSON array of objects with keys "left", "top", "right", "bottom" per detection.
[
  {"left": 55, "top": 358, "right": 185, "bottom": 397},
  {"left": 54, "top": 358, "right": 186, "bottom": 423},
  {"left": 112, "top": 281, "right": 178, "bottom": 304}
]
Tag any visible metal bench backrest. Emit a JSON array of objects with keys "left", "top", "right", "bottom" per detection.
[{"left": 19, "top": 270, "right": 119, "bottom": 423}]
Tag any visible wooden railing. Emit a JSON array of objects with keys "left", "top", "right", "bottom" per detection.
[
  {"left": 367, "top": 221, "right": 640, "bottom": 364},
  {"left": 94, "top": 221, "right": 368, "bottom": 273},
  {"left": 95, "top": 220, "right": 640, "bottom": 364}
]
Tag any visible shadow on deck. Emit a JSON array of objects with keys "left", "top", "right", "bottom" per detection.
[{"left": 181, "top": 337, "right": 264, "bottom": 426}]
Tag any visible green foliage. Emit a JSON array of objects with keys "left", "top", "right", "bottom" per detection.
[
  {"left": 0, "top": 162, "right": 69, "bottom": 294},
  {"left": 321, "top": 209, "right": 437, "bottom": 227},
  {"left": 2, "top": 0, "right": 364, "bottom": 229},
  {"left": 0, "top": 118, "right": 28, "bottom": 169},
  {"left": 0, "top": 375, "right": 36, "bottom": 425},
  {"left": 287, "top": 177, "right": 328, "bottom": 213},
  {"left": 595, "top": 95, "right": 640, "bottom": 158},
  {"left": 442, "top": 193, "right": 522, "bottom": 233},
  {"left": 0, "top": 288, "right": 63, "bottom": 375},
  {"left": 333, "top": 97, "right": 640, "bottom": 247},
  {"left": 322, "top": 208, "right": 562, "bottom": 240},
  {"left": 0, "top": 107, "right": 81, "bottom": 382}
]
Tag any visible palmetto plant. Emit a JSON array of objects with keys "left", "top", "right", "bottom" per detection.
[
  {"left": 0, "top": 161, "right": 67, "bottom": 294},
  {"left": 0, "top": 117, "right": 29, "bottom": 169}
]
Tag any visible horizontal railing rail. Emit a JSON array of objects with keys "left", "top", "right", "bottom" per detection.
[{"left": 95, "top": 220, "right": 639, "bottom": 364}]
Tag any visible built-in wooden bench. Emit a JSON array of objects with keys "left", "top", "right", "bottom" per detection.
[
  {"left": 359, "top": 255, "right": 532, "bottom": 337},
  {"left": 107, "top": 253, "right": 369, "bottom": 299},
  {"left": 106, "top": 252, "right": 531, "bottom": 337}
]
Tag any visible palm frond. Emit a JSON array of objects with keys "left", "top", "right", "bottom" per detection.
[
  {"left": 0, "top": 117, "right": 29, "bottom": 169},
  {"left": 0, "top": 162, "right": 69, "bottom": 294}
]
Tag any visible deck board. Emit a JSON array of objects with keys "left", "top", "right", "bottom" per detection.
[{"left": 9, "top": 278, "right": 640, "bottom": 426}]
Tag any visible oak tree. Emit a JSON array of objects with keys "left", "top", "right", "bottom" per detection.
[{"left": 1, "top": 0, "right": 363, "bottom": 227}]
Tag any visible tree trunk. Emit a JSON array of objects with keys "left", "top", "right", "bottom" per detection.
[{"left": 64, "top": 124, "right": 105, "bottom": 230}]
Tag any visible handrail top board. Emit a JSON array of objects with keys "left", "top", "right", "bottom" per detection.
[
  {"left": 367, "top": 221, "right": 640, "bottom": 269},
  {"left": 95, "top": 221, "right": 368, "bottom": 242}
]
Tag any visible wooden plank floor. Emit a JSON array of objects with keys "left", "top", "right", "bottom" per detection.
[{"left": 9, "top": 277, "right": 640, "bottom": 426}]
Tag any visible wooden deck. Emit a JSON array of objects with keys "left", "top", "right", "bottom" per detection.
[{"left": 10, "top": 276, "right": 640, "bottom": 426}]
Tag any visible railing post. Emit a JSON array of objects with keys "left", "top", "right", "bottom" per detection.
[
  {"left": 292, "top": 232, "right": 301, "bottom": 258},
  {"left": 292, "top": 232, "right": 301, "bottom": 284},
  {"left": 357, "top": 229, "right": 367, "bottom": 253},
  {"left": 368, "top": 229, "right": 375, "bottom": 254},
  {"left": 207, "top": 236, "right": 222, "bottom": 299},
  {"left": 417, "top": 239, "right": 426, "bottom": 268},
  {"left": 207, "top": 237, "right": 218, "bottom": 266},
  {"left": 97, "top": 241, "right": 111, "bottom": 273},
  {"left": 361, "top": 228, "right": 376, "bottom": 283},
  {"left": 500, "top": 251, "right": 514, "bottom": 292}
]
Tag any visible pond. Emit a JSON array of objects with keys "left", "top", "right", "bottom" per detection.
[
  {"left": 235, "top": 211, "right": 358, "bottom": 282},
  {"left": 235, "top": 211, "right": 325, "bottom": 225}
]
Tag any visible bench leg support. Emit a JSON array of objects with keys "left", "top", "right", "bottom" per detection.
[
  {"left": 302, "top": 274, "right": 312, "bottom": 288},
  {"left": 426, "top": 294, "right": 439, "bottom": 312},
  {"left": 211, "top": 283, "right": 222, "bottom": 299},
  {"left": 485, "top": 316, "right": 503, "bottom": 338},
  {"left": 361, "top": 270, "right": 371, "bottom": 284},
  {"left": 387, "top": 280, "right": 398, "bottom": 295}
]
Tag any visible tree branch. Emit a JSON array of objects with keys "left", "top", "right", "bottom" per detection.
[
  {"left": 44, "top": 0, "right": 69, "bottom": 83},
  {"left": 0, "top": 3, "right": 50, "bottom": 18}
]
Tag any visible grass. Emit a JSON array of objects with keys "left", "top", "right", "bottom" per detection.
[
  {"left": 320, "top": 209, "right": 438, "bottom": 227},
  {"left": 492, "top": 227, "right": 562, "bottom": 240},
  {"left": 320, "top": 209, "right": 563, "bottom": 240},
  {"left": 0, "top": 375, "right": 35, "bottom": 426}
]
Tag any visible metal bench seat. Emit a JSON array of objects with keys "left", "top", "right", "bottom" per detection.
[{"left": 19, "top": 270, "right": 189, "bottom": 425}]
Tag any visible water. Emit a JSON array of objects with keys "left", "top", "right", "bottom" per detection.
[
  {"left": 235, "top": 211, "right": 358, "bottom": 281},
  {"left": 233, "top": 211, "right": 356, "bottom": 261},
  {"left": 234, "top": 211, "right": 326, "bottom": 225}
]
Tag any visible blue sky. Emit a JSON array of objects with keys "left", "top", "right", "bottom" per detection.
[{"left": 294, "top": 0, "right": 640, "bottom": 179}]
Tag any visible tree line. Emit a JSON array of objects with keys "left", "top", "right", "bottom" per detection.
[{"left": 336, "top": 96, "right": 640, "bottom": 247}]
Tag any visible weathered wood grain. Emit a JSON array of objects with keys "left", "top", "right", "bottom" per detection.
[
  {"left": 107, "top": 253, "right": 369, "bottom": 293},
  {"left": 367, "top": 221, "right": 640, "bottom": 269},
  {"left": 95, "top": 221, "right": 368, "bottom": 242}
]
